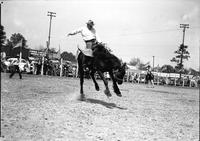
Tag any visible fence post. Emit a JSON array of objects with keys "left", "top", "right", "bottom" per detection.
[
  {"left": 157, "top": 75, "right": 159, "bottom": 85},
  {"left": 175, "top": 78, "right": 176, "bottom": 86},
  {"left": 60, "top": 58, "right": 63, "bottom": 77},
  {"left": 41, "top": 56, "right": 44, "bottom": 75},
  {"left": 138, "top": 73, "right": 140, "bottom": 84}
]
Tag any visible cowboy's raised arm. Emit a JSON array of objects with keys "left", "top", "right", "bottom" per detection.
[{"left": 67, "top": 27, "right": 83, "bottom": 36}]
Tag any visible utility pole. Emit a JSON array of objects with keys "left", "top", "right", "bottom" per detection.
[
  {"left": 179, "top": 24, "right": 189, "bottom": 78},
  {"left": 199, "top": 40, "right": 200, "bottom": 72},
  {"left": 0, "top": 3, "right": 2, "bottom": 137},
  {"left": 41, "top": 11, "right": 56, "bottom": 75},
  {"left": 0, "top": 1, "right": 3, "bottom": 26},
  {"left": 47, "top": 11, "right": 56, "bottom": 56},
  {"left": 180, "top": 24, "right": 189, "bottom": 45},
  {"left": 0, "top": 2, "right": 3, "bottom": 137}
]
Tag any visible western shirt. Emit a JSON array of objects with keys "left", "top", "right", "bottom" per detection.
[{"left": 69, "top": 26, "right": 101, "bottom": 42}]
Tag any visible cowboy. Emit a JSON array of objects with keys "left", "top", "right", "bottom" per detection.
[{"left": 67, "top": 20, "right": 101, "bottom": 49}]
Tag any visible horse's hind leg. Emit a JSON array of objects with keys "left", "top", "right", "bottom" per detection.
[
  {"left": 90, "top": 70, "right": 99, "bottom": 91},
  {"left": 97, "top": 71, "right": 111, "bottom": 97},
  {"left": 109, "top": 71, "right": 122, "bottom": 97},
  {"left": 78, "top": 61, "right": 85, "bottom": 100}
]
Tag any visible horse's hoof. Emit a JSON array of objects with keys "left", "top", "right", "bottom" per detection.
[
  {"left": 114, "top": 89, "right": 122, "bottom": 97},
  {"left": 79, "top": 96, "right": 86, "bottom": 101},
  {"left": 95, "top": 85, "right": 100, "bottom": 91},
  {"left": 104, "top": 89, "right": 112, "bottom": 97},
  {"left": 114, "top": 90, "right": 122, "bottom": 97},
  {"left": 80, "top": 97, "right": 86, "bottom": 101},
  {"left": 116, "top": 93, "right": 122, "bottom": 97},
  {"left": 79, "top": 93, "right": 86, "bottom": 101}
]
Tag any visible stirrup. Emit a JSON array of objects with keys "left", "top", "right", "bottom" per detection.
[
  {"left": 84, "top": 67, "right": 89, "bottom": 72},
  {"left": 83, "top": 64, "right": 89, "bottom": 71}
]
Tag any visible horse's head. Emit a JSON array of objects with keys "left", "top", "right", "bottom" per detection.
[{"left": 114, "top": 63, "right": 127, "bottom": 85}]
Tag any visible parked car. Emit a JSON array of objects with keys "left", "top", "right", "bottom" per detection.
[{"left": 4, "top": 58, "right": 30, "bottom": 72}]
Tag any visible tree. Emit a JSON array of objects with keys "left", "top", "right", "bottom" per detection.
[
  {"left": 61, "top": 51, "right": 76, "bottom": 62},
  {"left": 129, "top": 57, "right": 150, "bottom": 70},
  {"left": 129, "top": 57, "right": 141, "bottom": 66},
  {"left": 2, "top": 39, "right": 12, "bottom": 57},
  {"left": 138, "top": 62, "right": 150, "bottom": 70},
  {"left": 153, "top": 64, "right": 161, "bottom": 72},
  {"left": 182, "top": 68, "right": 189, "bottom": 74},
  {"left": 171, "top": 44, "right": 190, "bottom": 77},
  {"left": 160, "top": 65, "right": 175, "bottom": 73},
  {"left": 10, "top": 33, "right": 27, "bottom": 48},
  {"left": 188, "top": 68, "right": 199, "bottom": 76},
  {"left": 4, "top": 33, "right": 29, "bottom": 58},
  {"left": 0, "top": 25, "right": 6, "bottom": 48},
  {"left": 49, "top": 47, "right": 56, "bottom": 53}
]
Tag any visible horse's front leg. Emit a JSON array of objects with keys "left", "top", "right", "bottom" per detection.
[
  {"left": 90, "top": 70, "right": 99, "bottom": 91},
  {"left": 109, "top": 71, "right": 122, "bottom": 97},
  {"left": 98, "top": 71, "right": 111, "bottom": 97}
]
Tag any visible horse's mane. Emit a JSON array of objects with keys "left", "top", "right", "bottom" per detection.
[
  {"left": 92, "top": 43, "right": 110, "bottom": 54},
  {"left": 92, "top": 43, "right": 121, "bottom": 68}
]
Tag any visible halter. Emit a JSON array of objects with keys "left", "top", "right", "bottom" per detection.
[
  {"left": 114, "top": 75, "right": 124, "bottom": 82},
  {"left": 113, "top": 70, "right": 124, "bottom": 82}
]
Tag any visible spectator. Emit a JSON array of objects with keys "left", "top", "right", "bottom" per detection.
[{"left": 9, "top": 56, "right": 22, "bottom": 79}]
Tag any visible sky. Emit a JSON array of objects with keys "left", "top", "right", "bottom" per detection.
[{"left": 2, "top": 0, "right": 200, "bottom": 70}]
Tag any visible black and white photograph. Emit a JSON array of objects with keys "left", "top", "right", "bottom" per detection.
[{"left": 0, "top": 0, "right": 199, "bottom": 140}]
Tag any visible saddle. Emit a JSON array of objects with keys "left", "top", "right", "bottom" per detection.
[
  {"left": 76, "top": 43, "right": 110, "bottom": 59},
  {"left": 76, "top": 48, "right": 94, "bottom": 58}
]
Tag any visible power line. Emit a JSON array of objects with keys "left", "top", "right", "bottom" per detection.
[
  {"left": 120, "top": 26, "right": 199, "bottom": 37},
  {"left": 137, "top": 28, "right": 180, "bottom": 34}
]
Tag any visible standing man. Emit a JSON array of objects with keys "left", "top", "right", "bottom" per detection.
[
  {"left": 67, "top": 20, "right": 101, "bottom": 49},
  {"left": 9, "top": 56, "right": 22, "bottom": 79},
  {"left": 146, "top": 65, "right": 154, "bottom": 88}
]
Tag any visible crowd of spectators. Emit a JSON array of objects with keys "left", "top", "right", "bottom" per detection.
[
  {"left": 1, "top": 56, "right": 199, "bottom": 87},
  {"left": 1, "top": 57, "right": 77, "bottom": 78},
  {"left": 125, "top": 71, "right": 200, "bottom": 87}
]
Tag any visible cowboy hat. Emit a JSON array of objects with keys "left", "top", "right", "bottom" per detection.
[{"left": 86, "top": 20, "right": 94, "bottom": 26}]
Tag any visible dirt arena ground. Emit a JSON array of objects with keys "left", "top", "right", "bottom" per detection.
[{"left": 1, "top": 73, "right": 199, "bottom": 141}]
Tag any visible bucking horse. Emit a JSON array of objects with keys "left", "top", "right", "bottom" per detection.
[{"left": 77, "top": 43, "right": 126, "bottom": 100}]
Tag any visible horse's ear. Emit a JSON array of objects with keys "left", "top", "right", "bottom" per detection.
[
  {"left": 123, "top": 62, "right": 127, "bottom": 67},
  {"left": 121, "top": 62, "right": 127, "bottom": 69}
]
